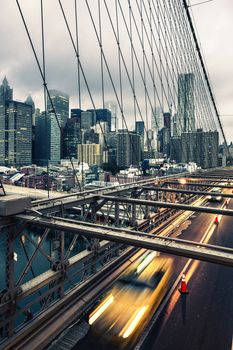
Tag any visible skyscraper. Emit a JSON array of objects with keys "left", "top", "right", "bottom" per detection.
[
  {"left": 0, "top": 101, "right": 32, "bottom": 166},
  {"left": 0, "top": 77, "right": 13, "bottom": 104},
  {"left": 81, "top": 110, "right": 96, "bottom": 130},
  {"left": 159, "top": 127, "right": 170, "bottom": 156},
  {"left": 176, "top": 73, "right": 195, "bottom": 135},
  {"left": 95, "top": 122, "right": 108, "bottom": 147},
  {"left": 35, "top": 112, "right": 61, "bottom": 165},
  {"left": 145, "top": 129, "right": 158, "bottom": 154},
  {"left": 71, "top": 108, "right": 83, "bottom": 121},
  {"left": 64, "top": 117, "right": 81, "bottom": 159},
  {"left": 107, "top": 132, "right": 117, "bottom": 165},
  {"left": 77, "top": 143, "right": 102, "bottom": 166},
  {"left": 163, "top": 112, "right": 171, "bottom": 131},
  {"left": 49, "top": 113, "right": 61, "bottom": 164},
  {"left": 25, "top": 95, "right": 35, "bottom": 114},
  {"left": 117, "top": 130, "right": 141, "bottom": 167},
  {"left": 87, "top": 108, "right": 112, "bottom": 132},
  {"left": 180, "top": 129, "right": 218, "bottom": 168},
  {"left": 35, "top": 112, "right": 47, "bottom": 165},
  {"left": 170, "top": 129, "right": 219, "bottom": 168},
  {"left": 151, "top": 107, "right": 163, "bottom": 131},
  {"left": 47, "top": 90, "right": 69, "bottom": 128},
  {"left": 104, "top": 101, "right": 118, "bottom": 131},
  {"left": 25, "top": 95, "right": 36, "bottom": 126},
  {"left": 135, "top": 121, "right": 145, "bottom": 161}
]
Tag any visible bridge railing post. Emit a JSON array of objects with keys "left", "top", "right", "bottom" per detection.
[
  {"left": 5, "top": 225, "right": 16, "bottom": 338},
  {"left": 115, "top": 201, "right": 120, "bottom": 227},
  {"left": 145, "top": 190, "right": 150, "bottom": 219}
]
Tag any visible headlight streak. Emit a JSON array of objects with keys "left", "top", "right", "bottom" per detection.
[
  {"left": 120, "top": 305, "right": 149, "bottom": 339},
  {"left": 89, "top": 189, "right": 230, "bottom": 343},
  {"left": 136, "top": 252, "right": 157, "bottom": 274},
  {"left": 89, "top": 294, "right": 114, "bottom": 325}
]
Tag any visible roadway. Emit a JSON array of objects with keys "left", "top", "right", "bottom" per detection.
[
  {"left": 70, "top": 198, "right": 233, "bottom": 350},
  {"left": 142, "top": 199, "right": 233, "bottom": 350}
]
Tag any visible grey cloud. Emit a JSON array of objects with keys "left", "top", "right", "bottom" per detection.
[{"left": 0, "top": 0, "right": 233, "bottom": 140}]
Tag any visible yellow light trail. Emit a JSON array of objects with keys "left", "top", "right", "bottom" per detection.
[
  {"left": 159, "top": 197, "right": 228, "bottom": 326},
  {"left": 121, "top": 305, "right": 149, "bottom": 339},
  {"left": 89, "top": 294, "right": 114, "bottom": 325},
  {"left": 136, "top": 252, "right": 157, "bottom": 274}
]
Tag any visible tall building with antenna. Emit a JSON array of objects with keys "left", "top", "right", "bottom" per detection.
[
  {"left": 104, "top": 101, "right": 118, "bottom": 131},
  {"left": 176, "top": 73, "right": 195, "bottom": 135}
]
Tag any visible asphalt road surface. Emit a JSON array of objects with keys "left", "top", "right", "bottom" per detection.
[
  {"left": 72, "top": 199, "right": 233, "bottom": 350},
  {"left": 143, "top": 199, "right": 233, "bottom": 350}
]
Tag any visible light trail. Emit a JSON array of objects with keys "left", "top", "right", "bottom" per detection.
[
  {"left": 121, "top": 305, "right": 149, "bottom": 339},
  {"left": 89, "top": 294, "right": 114, "bottom": 325},
  {"left": 155, "top": 196, "right": 229, "bottom": 330}
]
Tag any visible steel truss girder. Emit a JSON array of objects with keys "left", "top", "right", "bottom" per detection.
[
  {"left": 17, "top": 228, "right": 51, "bottom": 286},
  {"left": 98, "top": 195, "right": 233, "bottom": 216},
  {"left": 0, "top": 239, "right": 113, "bottom": 306},
  {"left": 0, "top": 243, "right": 134, "bottom": 350},
  {"left": 0, "top": 239, "right": 121, "bottom": 331},
  {"left": 164, "top": 181, "right": 233, "bottom": 189},
  {"left": 140, "top": 186, "right": 233, "bottom": 198},
  {"left": 32, "top": 195, "right": 96, "bottom": 215},
  {"left": 189, "top": 176, "right": 233, "bottom": 180},
  {"left": 30, "top": 172, "right": 193, "bottom": 215},
  {"left": 16, "top": 215, "right": 233, "bottom": 267},
  {"left": 188, "top": 173, "right": 233, "bottom": 178},
  {"left": 30, "top": 178, "right": 233, "bottom": 217},
  {"left": 31, "top": 176, "right": 163, "bottom": 211},
  {"left": 31, "top": 173, "right": 169, "bottom": 206}
]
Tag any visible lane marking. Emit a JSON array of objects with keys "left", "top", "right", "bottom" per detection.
[{"left": 135, "top": 197, "right": 226, "bottom": 350}]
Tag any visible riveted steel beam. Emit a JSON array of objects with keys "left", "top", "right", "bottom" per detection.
[{"left": 15, "top": 215, "right": 233, "bottom": 267}]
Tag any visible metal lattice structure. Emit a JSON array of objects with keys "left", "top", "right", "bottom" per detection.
[
  {"left": 0, "top": 0, "right": 232, "bottom": 348},
  {"left": 1, "top": 169, "right": 233, "bottom": 348}
]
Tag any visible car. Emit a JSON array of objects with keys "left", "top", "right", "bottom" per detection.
[
  {"left": 88, "top": 252, "right": 173, "bottom": 345},
  {"left": 207, "top": 187, "right": 223, "bottom": 202}
]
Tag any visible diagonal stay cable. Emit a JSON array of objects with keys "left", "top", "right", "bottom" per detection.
[
  {"left": 102, "top": 0, "right": 156, "bottom": 157},
  {"left": 84, "top": 0, "right": 144, "bottom": 165},
  {"left": 57, "top": 0, "right": 127, "bottom": 182},
  {"left": 15, "top": 0, "right": 82, "bottom": 191}
]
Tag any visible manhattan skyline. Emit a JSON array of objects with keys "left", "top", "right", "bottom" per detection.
[{"left": 0, "top": 0, "right": 232, "bottom": 141}]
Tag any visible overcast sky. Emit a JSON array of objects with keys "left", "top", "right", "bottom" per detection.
[
  {"left": 0, "top": 0, "right": 232, "bottom": 142},
  {"left": 190, "top": 0, "right": 233, "bottom": 142}
]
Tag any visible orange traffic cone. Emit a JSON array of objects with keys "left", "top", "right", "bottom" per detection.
[
  {"left": 214, "top": 216, "right": 219, "bottom": 224},
  {"left": 179, "top": 273, "right": 189, "bottom": 294}
]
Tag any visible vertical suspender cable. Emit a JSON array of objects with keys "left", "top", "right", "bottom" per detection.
[
  {"left": 74, "top": 0, "right": 84, "bottom": 190},
  {"left": 16, "top": 0, "right": 82, "bottom": 191},
  {"left": 40, "top": 0, "right": 50, "bottom": 198}
]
